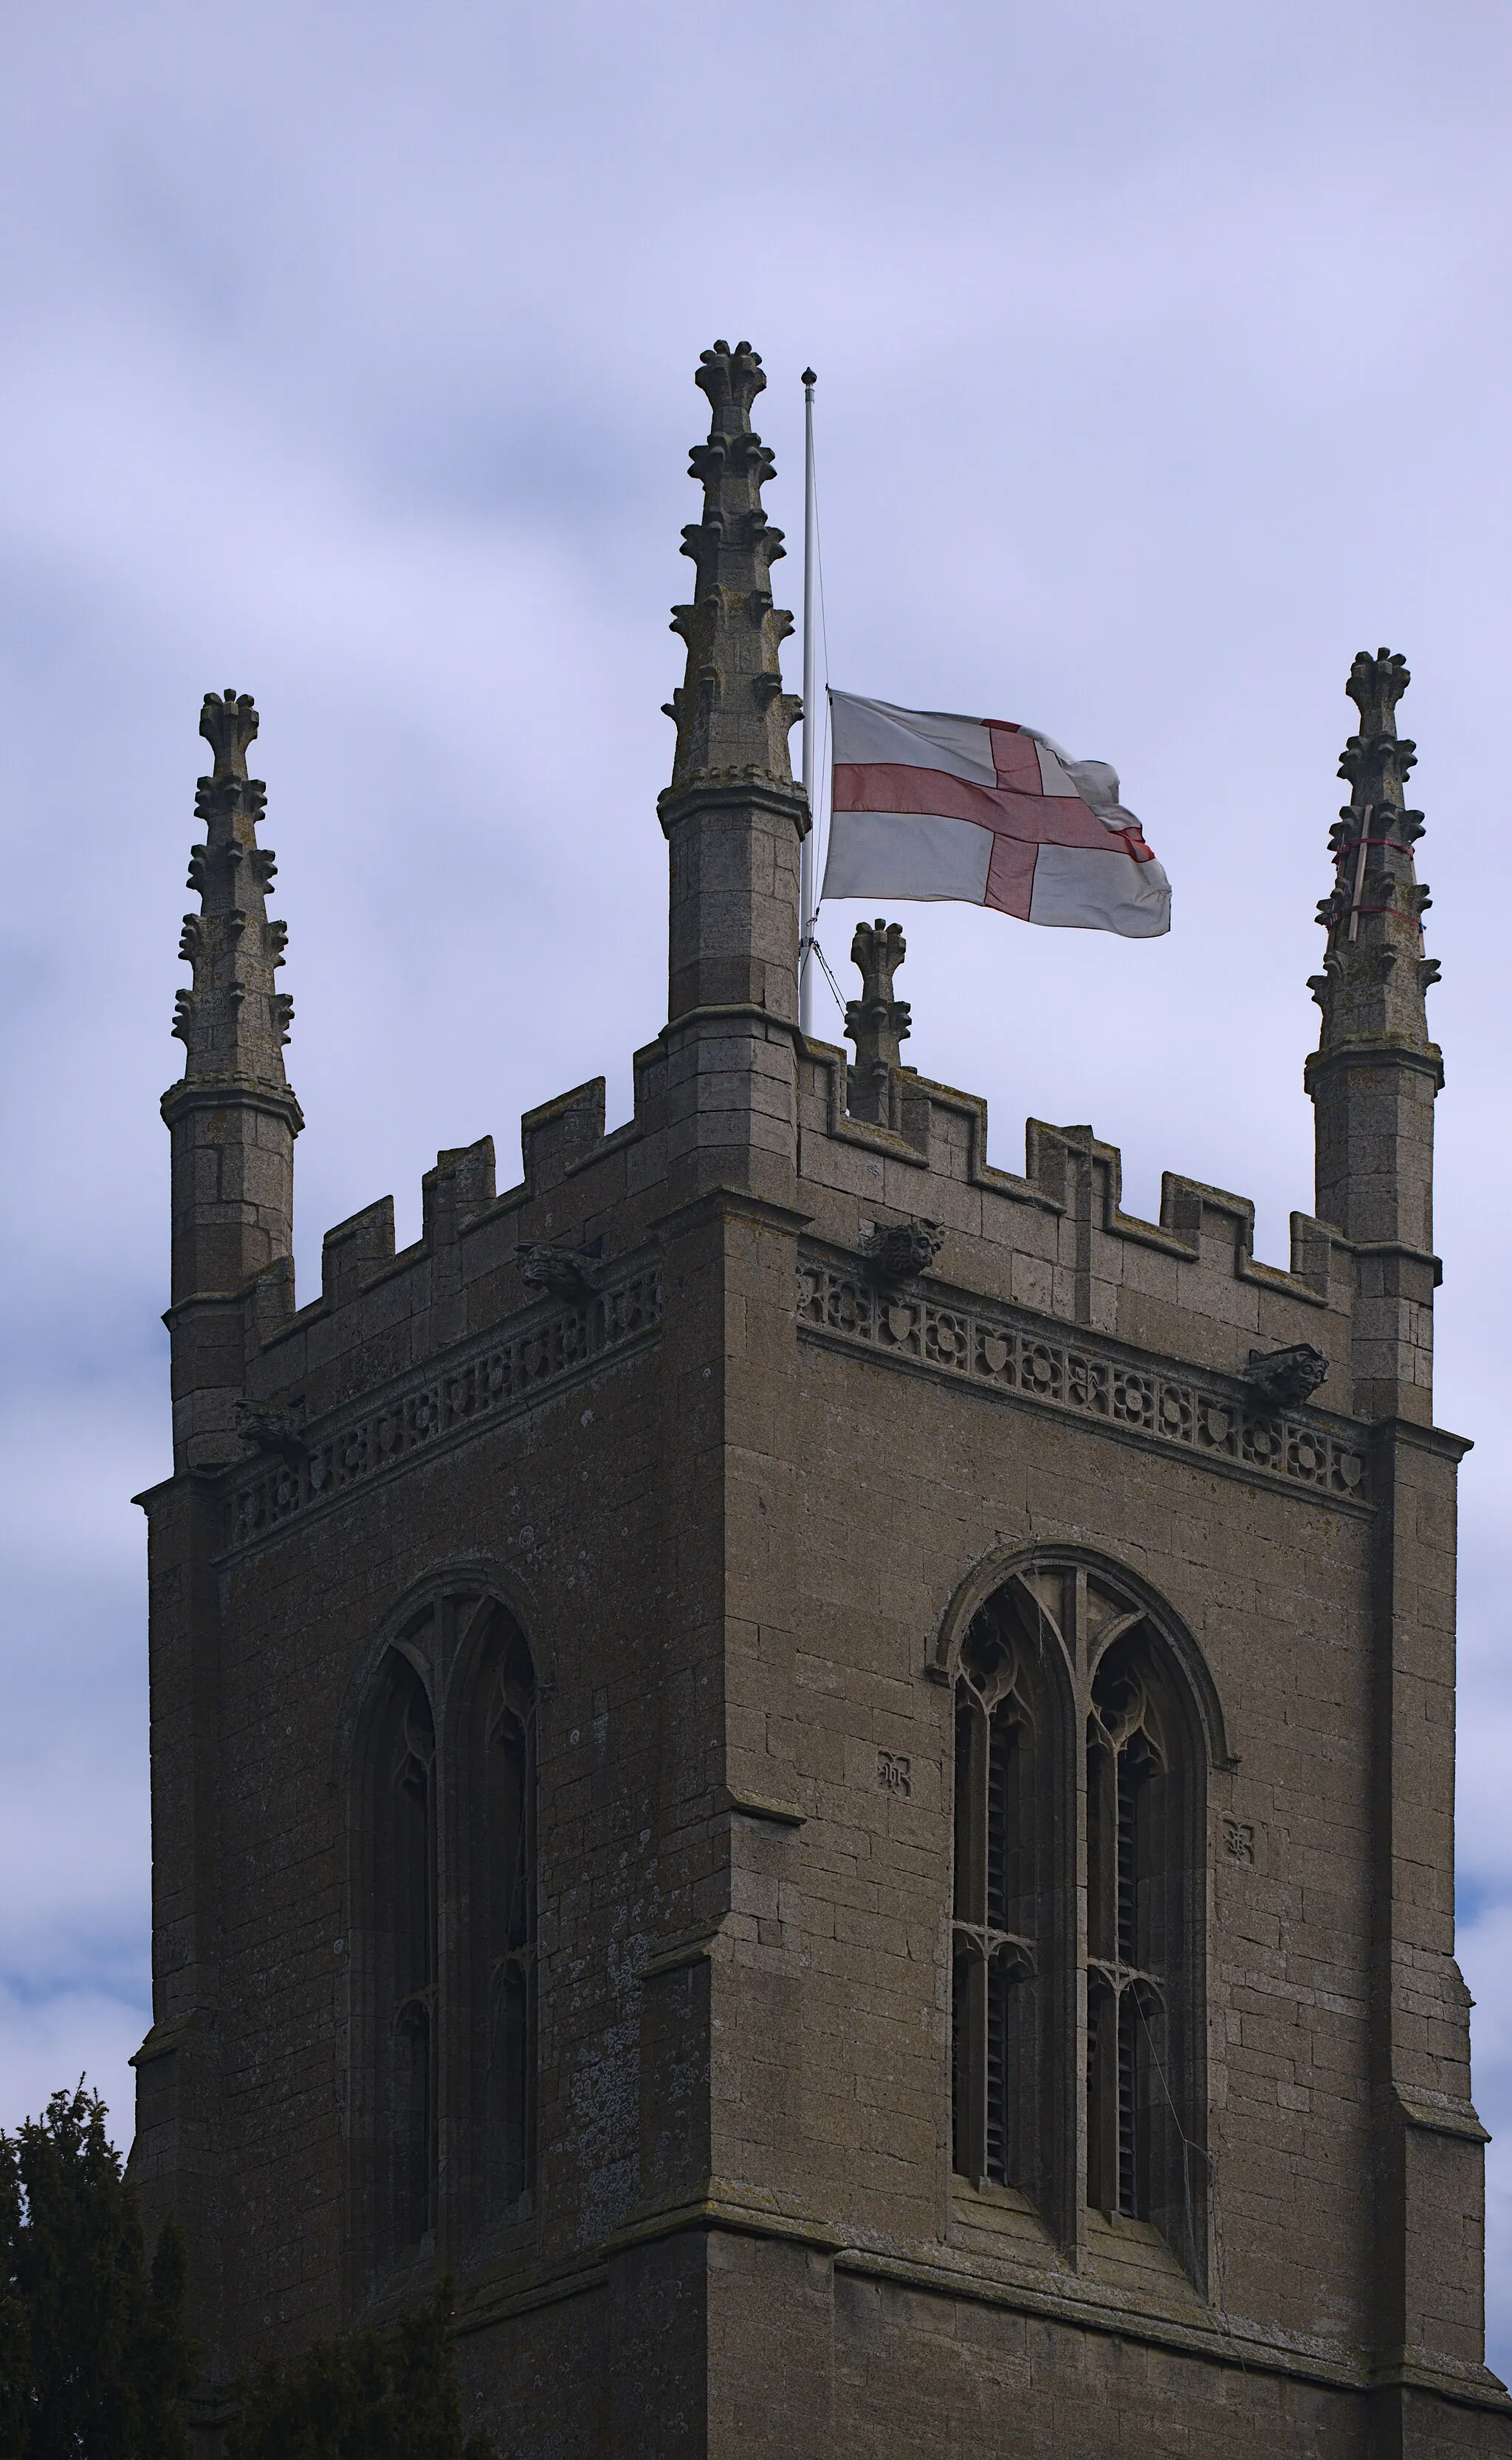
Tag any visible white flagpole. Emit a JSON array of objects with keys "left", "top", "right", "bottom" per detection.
[{"left": 799, "top": 366, "right": 818, "bottom": 1038}]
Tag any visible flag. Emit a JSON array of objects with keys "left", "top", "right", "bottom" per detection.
[{"left": 821, "top": 691, "right": 1170, "bottom": 938}]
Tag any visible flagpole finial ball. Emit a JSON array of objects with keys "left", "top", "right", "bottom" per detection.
[{"left": 802, "top": 368, "right": 817, "bottom": 387}]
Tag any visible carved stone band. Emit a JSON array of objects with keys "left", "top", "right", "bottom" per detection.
[
  {"left": 227, "top": 1262, "right": 663, "bottom": 1552},
  {"left": 797, "top": 1255, "right": 1367, "bottom": 1507}
]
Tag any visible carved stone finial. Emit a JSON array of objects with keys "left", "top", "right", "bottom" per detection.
[
  {"left": 845, "top": 918, "right": 912, "bottom": 1124},
  {"left": 663, "top": 340, "right": 803, "bottom": 791},
  {"left": 693, "top": 337, "right": 768, "bottom": 434},
  {"left": 1243, "top": 1343, "right": 1330, "bottom": 1408},
  {"left": 1307, "top": 647, "right": 1439, "bottom": 1066},
  {"left": 1344, "top": 647, "right": 1409, "bottom": 740},
  {"left": 172, "top": 688, "right": 293, "bottom": 1089},
  {"left": 199, "top": 688, "right": 259, "bottom": 781}
]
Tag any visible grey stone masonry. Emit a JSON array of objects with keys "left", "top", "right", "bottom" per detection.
[
  {"left": 1307, "top": 648, "right": 1441, "bottom": 1423},
  {"left": 161, "top": 691, "right": 302, "bottom": 1472},
  {"left": 656, "top": 339, "right": 808, "bottom": 1210},
  {"left": 133, "top": 353, "right": 1508, "bottom": 2460},
  {"left": 844, "top": 919, "right": 911, "bottom": 1125}
]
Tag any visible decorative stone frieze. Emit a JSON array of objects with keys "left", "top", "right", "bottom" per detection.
[
  {"left": 797, "top": 1253, "right": 1368, "bottom": 1505},
  {"left": 227, "top": 1260, "right": 662, "bottom": 1552}
]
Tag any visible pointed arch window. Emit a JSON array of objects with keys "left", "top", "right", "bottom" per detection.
[
  {"left": 354, "top": 1586, "right": 538, "bottom": 2287},
  {"left": 949, "top": 1558, "right": 1210, "bottom": 2278}
]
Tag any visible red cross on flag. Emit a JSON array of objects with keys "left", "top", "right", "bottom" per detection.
[{"left": 822, "top": 691, "right": 1170, "bottom": 938}]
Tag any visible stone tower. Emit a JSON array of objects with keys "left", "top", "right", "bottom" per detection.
[{"left": 132, "top": 347, "right": 1511, "bottom": 2456}]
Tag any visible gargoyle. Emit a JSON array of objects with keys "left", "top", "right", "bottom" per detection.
[
  {"left": 1243, "top": 1344, "right": 1329, "bottom": 1408},
  {"left": 862, "top": 1219, "right": 944, "bottom": 1286},
  {"left": 520, "top": 1244, "right": 602, "bottom": 1303},
  {"left": 234, "top": 1399, "right": 309, "bottom": 1464}
]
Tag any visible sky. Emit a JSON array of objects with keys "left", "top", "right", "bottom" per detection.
[{"left": 2, "top": 0, "right": 1511, "bottom": 2368}]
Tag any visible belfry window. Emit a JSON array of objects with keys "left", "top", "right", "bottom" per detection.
[
  {"left": 356, "top": 1586, "right": 538, "bottom": 2281},
  {"left": 948, "top": 1558, "right": 1209, "bottom": 2275}
]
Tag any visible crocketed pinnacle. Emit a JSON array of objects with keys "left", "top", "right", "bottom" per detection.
[
  {"left": 845, "top": 919, "right": 911, "bottom": 1123},
  {"left": 662, "top": 340, "right": 803, "bottom": 790},
  {"left": 171, "top": 690, "right": 294, "bottom": 1087},
  {"left": 1308, "top": 649, "right": 1440, "bottom": 1062}
]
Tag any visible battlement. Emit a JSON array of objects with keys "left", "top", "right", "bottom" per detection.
[{"left": 228, "top": 1007, "right": 1360, "bottom": 1474}]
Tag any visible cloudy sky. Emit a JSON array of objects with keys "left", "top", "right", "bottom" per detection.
[{"left": 3, "top": 0, "right": 1511, "bottom": 2364}]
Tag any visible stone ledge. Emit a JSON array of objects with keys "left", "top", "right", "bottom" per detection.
[
  {"left": 721, "top": 1787, "right": 805, "bottom": 1827},
  {"left": 462, "top": 2180, "right": 1509, "bottom": 2407},
  {"left": 1395, "top": 2084, "right": 1491, "bottom": 2143},
  {"left": 639, "top": 1926, "right": 728, "bottom": 1979}
]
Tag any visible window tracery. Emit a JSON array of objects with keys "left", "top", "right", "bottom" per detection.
[
  {"left": 949, "top": 1556, "right": 1209, "bottom": 2277},
  {"left": 1085, "top": 1637, "right": 1186, "bottom": 2230},
  {"left": 354, "top": 1585, "right": 537, "bottom": 2283}
]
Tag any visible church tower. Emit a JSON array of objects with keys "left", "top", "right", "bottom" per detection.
[{"left": 133, "top": 346, "right": 1510, "bottom": 2457}]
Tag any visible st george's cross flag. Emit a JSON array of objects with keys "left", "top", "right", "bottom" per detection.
[{"left": 821, "top": 691, "right": 1170, "bottom": 938}]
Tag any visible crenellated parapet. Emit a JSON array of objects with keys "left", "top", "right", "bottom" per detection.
[
  {"left": 232, "top": 1029, "right": 1361, "bottom": 1447},
  {"left": 662, "top": 340, "right": 803, "bottom": 791}
]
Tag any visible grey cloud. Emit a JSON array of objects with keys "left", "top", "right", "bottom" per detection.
[{"left": 2, "top": 0, "right": 1511, "bottom": 2363}]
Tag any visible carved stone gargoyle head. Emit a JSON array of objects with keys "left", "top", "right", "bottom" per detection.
[
  {"left": 1243, "top": 1343, "right": 1329, "bottom": 1408},
  {"left": 233, "top": 1398, "right": 309, "bottom": 1464},
  {"left": 520, "top": 1243, "right": 602, "bottom": 1303},
  {"left": 862, "top": 1218, "right": 944, "bottom": 1286}
]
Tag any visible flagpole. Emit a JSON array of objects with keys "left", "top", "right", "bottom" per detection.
[{"left": 799, "top": 366, "right": 818, "bottom": 1038}]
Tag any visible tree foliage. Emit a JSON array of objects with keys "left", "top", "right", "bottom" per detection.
[
  {"left": 0, "top": 2085, "right": 193, "bottom": 2460},
  {"left": 224, "top": 2281, "right": 495, "bottom": 2460}
]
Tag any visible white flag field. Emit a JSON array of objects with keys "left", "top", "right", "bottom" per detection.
[{"left": 821, "top": 691, "right": 1171, "bottom": 939}]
